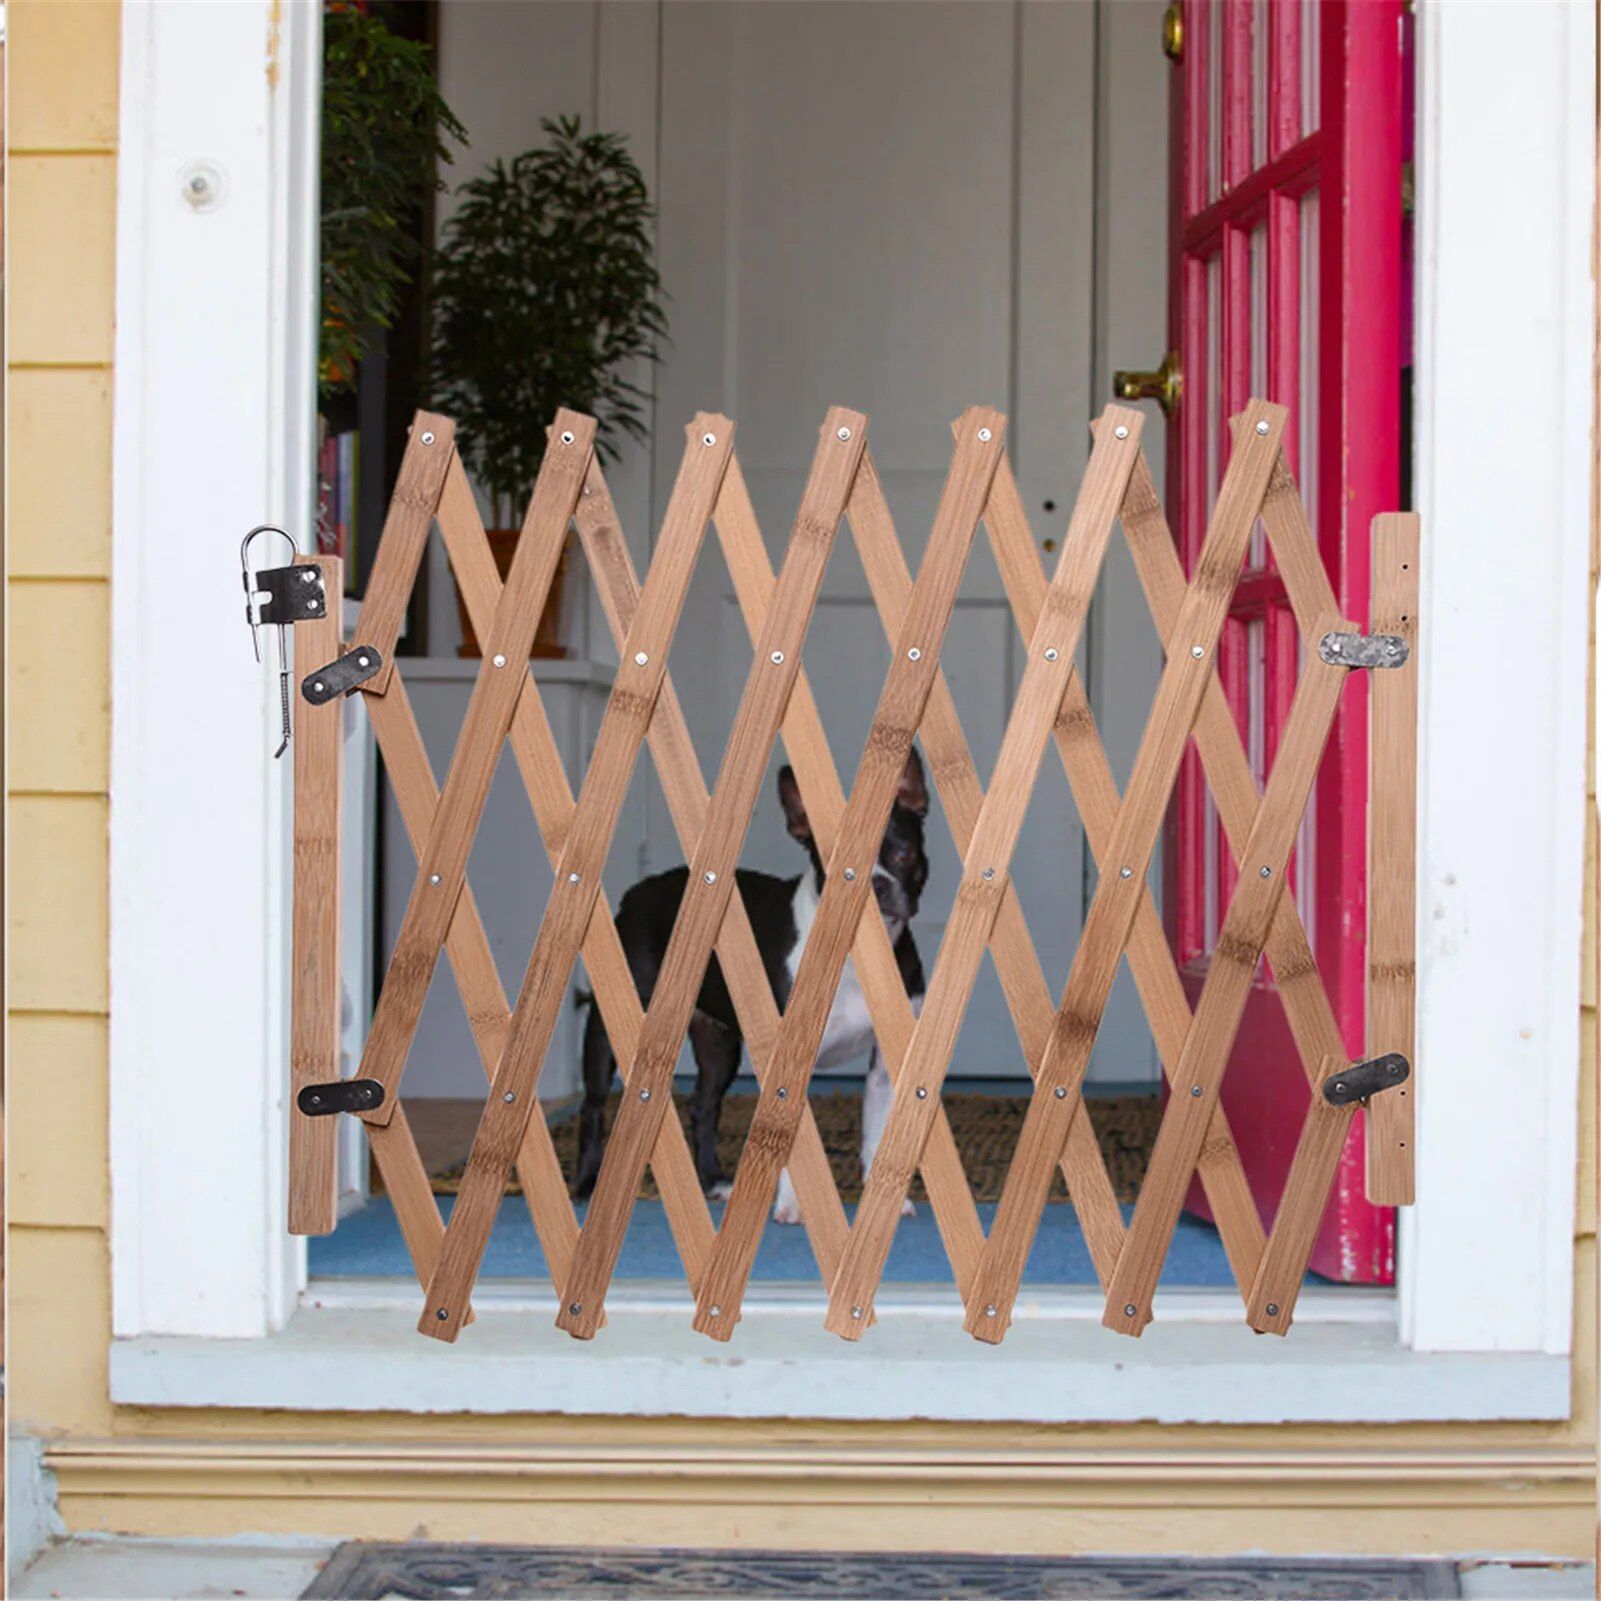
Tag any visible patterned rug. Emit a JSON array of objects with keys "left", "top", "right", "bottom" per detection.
[
  {"left": 417, "top": 1092, "right": 1163, "bottom": 1204},
  {"left": 302, "top": 1543, "right": 1462, "bottom": 1599}
]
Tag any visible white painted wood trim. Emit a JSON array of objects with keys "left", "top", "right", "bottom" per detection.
[
  {"left": 110, "top": 0, "right": 321, "bottom": 1337},
  {"left": 108, "top": 1290, "right": 1569, "bottom": 1423},
  {"left": 1401, "top": 0, "right": 1595, "bottom": 1354}
]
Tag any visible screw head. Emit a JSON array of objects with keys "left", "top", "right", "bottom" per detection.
[
  {"left": 1124, "top": 1303, "right": 1139, "bottom": 1318},
  {"left": 1266, "top": 1302, "right": 1280, "bottom": 1317},
  {"left": 640, "top": 1088, "right": 651, "bottom": 1102},
  {"left": 1190, "top": 1085, "right": 1203, "bottom": 1098},
  {"left": 982, "top": 867, "right": 995, "bottom": 880},
  {"left": 704, "top": 870, "right": 718, "bottom": 885},
  {"left": 777, "top": 1086, "right": 788, "bottom": 1099},
  {"left": 1255, "top": 419, "right": 1271, "bottom": 436},
  {"left": 1260, "top": 864, "right": 1272, "bottom": 878},
  {"left": 301, "top": 570, "right": 316, "bottom": 583},
  {"left": 843, "top": 867, "right": 856, "bottom": 882},
  {"left": 634, "top": 652, "right": 649, "bottom": 666},
  {"left": 1114, "top": 424, "right": 1130, "bottom": 440},
  {"left": 1045, "top": 647, "right": 1059, "bottom": 662},
  {"left": 568, "top": 871, "right": 581, "bottom": 885},
  {"left": 436, "top": 1308, "right": 449, "bottom": 1320},
  {"left": 978, "top": 427, "right": 993, "bottom": 442},
  {"left": 1054, "top": 1085, "right": 1067, "bottom": 1099},
  {"left": 771, "top": 650, "right": 785, "bottom": 664},
  {"left": 709, "top": 1304, "right": 722, "bottom": 1317},
  {"left": 561, "top": 430, "right": 576, "bottom": 445},
  {"left": 421, "top": 431, "right": 436, "bottom": 446},
  {"left": 1191, "top": 644, "right": 1205, "bottom": 658},
  {"left": 492, "top": 653, "right": 507, "bottom": 668},
  {"left": 357, "top": 655, "right": 370, "bottom": 667},
  {"left": 429, "top": 873, "right": 442, "bottom": 885},
  {"left": 851, "top": 1305, "right": 863, "bottom": 1320},
  {"left": 307, "top": 598, "right": 320, "bottom": 610},
  {"left": 908, "top": 647, "right": 922, "bottom": 661},
  {"left": 703, "top": 432, "right": 717, "bottom": 447},
  {"left": 916, "top": 1086, "right": 928, "bottom": 1100},
  {"left": 985, "top": 1303, "right": 997, "bottom": 1317},
  {"left": 313, "top": 681, "right": 325, "bottom": 694},
  {"left": 1119, "top": 866, "right": 1133, "bottom": 879},
  {"left": 1333, "top": 1081, "right": 1345, "bottom": 1095},
  {"left": 569, "top": 1302, "right": 582, "bottom": 1316},
  {"left": 837, "top": 426, "right": 853, "bottom": 441}
]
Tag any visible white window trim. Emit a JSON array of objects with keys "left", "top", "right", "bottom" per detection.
[{"left": 109, "top": 0, "right": 1592, "bottom": 1414}]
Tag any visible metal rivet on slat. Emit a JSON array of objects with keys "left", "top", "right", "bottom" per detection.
[
  {"left": 1114, "top": 425, "right": 1129, "bottom": 440},
  {"left": 978, "top": 427, "right": 992, "bottom": 442},
  {"left": 837, "top": 426, "right": 853, "bottom": 442},
  {"left": 771, "top": 651, "right": 784, "bottom": 664},
  {"left": 640, "top": 1088, "right": 651, "bottom": 1102},
  {"left": 561, "top": 430, "right": 576, "bottom": 445},
  {"left": 635, "top": 652, "right": 649, "bottom": 666},
  {"left": 1124, "top": 1303, "right": 1138, "bottom": 1318},
  {"left": 709, "top": 1304, "right": 721, "bottom": 1317},
  {"left": 357, "top": 655, "right": 370, "bottom": 667},
  {"left": 313, "top": 681, "right": 325, "bottom": 694},
  {"left": 1260, "top": 865, "right": 1272, "bottom": 878},
  {"left": 704, "top": 871, "right": 718, "bottom": 885},
  {"left": 908, "top": 647, "right": 922, "bottom": 661},
  {"left": 569, "top": 1302, "right": 582, "bottom": 1316},
  {"left": 504, "top": 1091, "right": 516, "bottom": 1104},
  {"left": 1119, "top": 866, "right": 1132, "bottom": 879},
  {"left": 851, "top": 1306, "right": 863, "bottom": 1320},
  {"left": 777, "top": 1087, "right": 788, "bottom": 1099},
  {"left": 985, "top": 1303, "right": 997, "bottom": 1317},
  {"left": 703, "top": 432, "right": 717, "bottom": 447},
  {"left": 1266, "top": 1302, "right": 1280, "bottom": 1316},
  {"left": 1190, "top": 1085, "right": 1203, "bottom": 1097},
  {"left": 421, "top": 431, "right": 435, "bottom": 446},
  {"left": 436, "top": 1308, "right": 449, "bottom": 1320},
  {"left": 493, "top": 654, "right": 507, "bottom": 668},
  {"left": 843, "top": 868, "right": 856, "bottom": 882},
  {"left": 916, "top": 1086, "right": 927, "bottom": 1100},
  {"left": 569, "top": 872, "right": 581, "bottom": 884},
  {"left": 982, "top": 867, "right": 995, "bottom": 880},
  {"left": 1054, "top": 1086, "right": 1067, "bottom": 1099},
  {"left": 1191, "top": 645, "right": 1205, "bottom": 658},
  {"left": 1045, "top": 648, "right": 1059, "bottom": 662},
  {"left": 429, "top": 874, "right": 442, "bottom": 885},
  {"left": 307, "top": 598, "right": 320, "bottom": 610},
  {"left": 1255, "top": 420, "right": 1271, "bottom": 436}
]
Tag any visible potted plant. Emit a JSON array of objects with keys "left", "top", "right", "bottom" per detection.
[{"left": 430, "top": 115, "right": 666, "bottom": 657}]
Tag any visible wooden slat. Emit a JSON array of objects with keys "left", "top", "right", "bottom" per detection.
[
  {"left": 958, "top": 402, "right": 1287, "bottom": 1345},
  {"left": 365, "top": 1103, "right": 470, "bottom": 1322},
  {"left": 364, "top": 672, "right": 581, "bottom": 1281},
  {"left": 287, "top": 554, "right": 344, "bottom": 1236},
  {"left": 1245, "top": 1055, "right": 1352, "bottom": 1335},
  {"left": 357, "top": 413, "right": 596, "bottom": 1121},
  {"left": 1119, "top": 447, "right": 1347, "bottom": 1101},
  {"left": 691, "top": 412, "right": 1006, "bottom": 1336},
  {"left": 419, "top": 419, "right": 737, "bottom": 1340},
  {"left": 980, "top": 454, "right": 1265, "bottom": 1295},
  {"left": 824, "top": 405, "right": 1150, "bottom": 1340},
  {"left": 1364, "top": 512, "right": 1420, "bottom": 1202},
  {"left": 437, "top": 453, "right": 715, "bottom": 1289},
  {"left": 352, "top": 412, "right": 456, "bottom": 692},
  {"left": 571, "top": 446, "right": 853, "bottom": 1284},
  {"left": 553, "top": 409, "right": 869, "bottom": 1341},
  {"left": 847, "top": 449, "right": 1127, "bottom": 1282},
  {"left": 1101, "top": 618, "right": 1351, "bottom": 1336}
]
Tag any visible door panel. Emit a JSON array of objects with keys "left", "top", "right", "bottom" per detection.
[
  {"left": 652, "top": 2, "right": 1105, "bottom": 1081},
  {"left": 1167, "top": 0, "right": 1402, "bottom": 1281}
]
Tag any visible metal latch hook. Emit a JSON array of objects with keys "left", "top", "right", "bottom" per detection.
[{"left": 240, "top": 524, "right": 305, "bottom": 760}]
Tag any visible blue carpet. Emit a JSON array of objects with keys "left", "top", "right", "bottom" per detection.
[{"left": 310, "top": 1195, "right": 1239, "bottom": 1286}]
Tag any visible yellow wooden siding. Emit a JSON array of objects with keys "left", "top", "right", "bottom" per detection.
[{"left": 3, "top": 0, "right": 1595, "bottom": 1557}]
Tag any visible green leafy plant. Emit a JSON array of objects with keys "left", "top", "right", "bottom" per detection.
[
  {"left": 320, "top": 3, "right": 466, "bottom": 396},
  {"left": 429, "top": 115, "right": 667, "bottom": 526}
]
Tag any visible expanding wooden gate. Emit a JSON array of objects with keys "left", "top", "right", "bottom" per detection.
[{"left": 276, "top": 396, "right": 1415, "bottom": 1345}]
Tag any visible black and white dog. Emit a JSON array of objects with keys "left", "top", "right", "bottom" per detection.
[{"left": 574, "top": 749, "right": 929, "bottom": 1224}]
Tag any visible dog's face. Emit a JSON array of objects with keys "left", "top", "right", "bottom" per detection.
[{"left": 777, "top": 749, "right": 929, "bottom": 935}]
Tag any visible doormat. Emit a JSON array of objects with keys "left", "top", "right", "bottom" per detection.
[
  {"left": 302, "top": 1543, "right": 1462, "bottom": 1599},
  {"left": 407, "top": 1091, "right": 1163, "bottom": 1205}
]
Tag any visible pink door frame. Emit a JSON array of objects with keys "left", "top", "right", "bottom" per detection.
[{"left": 1166, "top": 0, "right": 1404, "bottom": 1282}]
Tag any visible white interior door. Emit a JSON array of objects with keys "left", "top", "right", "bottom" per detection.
[{"left": 648, "top": 2, "right": 1096, "bottom": 1081}]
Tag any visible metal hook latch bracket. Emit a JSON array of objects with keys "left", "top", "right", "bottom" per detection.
[
  {"left": 253, "top": 563, "right": 329, "bottom": 628},
  {"left": 302, "top": 646, "right": 383, "bottom": 705},
  {"left": 1322, "top": 1052, "right": 1411, "bottom": 1107},
  {"left": 1318, "top": 631, "right": 1410, "bottom": 669}
]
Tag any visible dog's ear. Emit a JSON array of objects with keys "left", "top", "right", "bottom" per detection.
[
  {"left": 897, "top": 746, "right": 928, "bottom": 816},
  {"left": 778, "top": 765, "right": 813, "bottom": 843}
]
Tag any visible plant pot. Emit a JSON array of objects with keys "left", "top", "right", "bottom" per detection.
[{"left": 455, "top": 528, "right": 570, "bottom": 659}]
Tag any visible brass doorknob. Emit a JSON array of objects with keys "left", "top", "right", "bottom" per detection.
[{"left": 1112, "top": 351, "right": 1182, "bottom": 418}]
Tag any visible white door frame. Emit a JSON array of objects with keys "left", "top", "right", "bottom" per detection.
[{"left": 110, "top": 0, "right": 1592, "bottom": 1386}]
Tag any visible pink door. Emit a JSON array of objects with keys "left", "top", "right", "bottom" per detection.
[{"left": 1164, "top": 0, "right": 1404, "bottom": 1281}]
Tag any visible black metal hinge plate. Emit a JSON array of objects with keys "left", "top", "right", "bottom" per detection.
[
  {"left": 1323, "top": 1053, "right": 1411, "bottom": 1106},
  {"left": 1318, "top": 631, "right": 1410, "bottom": 669},
  {"left": 302, "top": 646, "right": 383, "bottom": 705},
  {"left": 252, "top": 563, "right": 329, "bottom": 626},
  {"left": 297, "top": 1079, "right": 385, "bottom": 1117}
]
